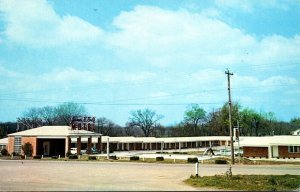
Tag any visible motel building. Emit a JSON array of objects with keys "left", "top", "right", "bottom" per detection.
[
  {"left": 1, "top": 125, "right": 299, "bottom": 159},
  {"left": 6, "top": 126, "right": 102, "bottom": 157},
  {"left": 3, "top": 125, "right": 232, "bottom": 157},
  {"left": 235, "top": 136, "right": 300, "bottom": 159}
]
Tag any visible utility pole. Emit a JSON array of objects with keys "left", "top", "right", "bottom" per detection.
[
  {"left": 234, "top": 121, "right": 241, "bottom": 164},
  {"left": 225, "top": 69, "right": 235, "bottom": 165}
]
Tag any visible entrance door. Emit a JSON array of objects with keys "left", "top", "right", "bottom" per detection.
[
  {"left": 43, "top": 141, "right": 50, "bottom": 156},
  {"left": 272, "top": 146, "right": 279, "bottom": 158}
]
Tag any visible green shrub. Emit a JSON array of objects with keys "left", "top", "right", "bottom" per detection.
[
  {"left": 89, "top": 156, "right": 97, "bottom": 160},
  {"left": 33, "top": 155, "right": 42, "bottom": 159},
  {"left": 187, "top": 158, "right": 198, "bottom": 163},
  {"left": 66, "top": 151, "right": 72, "bottom": 157},
  {"left": 51, "top": 156, "right": 59, "bottom": 159},
  {"left": 109, "top": 155, "right": 117, "bottom": 160},
  {"left": 156, "top": 156, "right": 164, "bottom": 161},
  {"left": 12, "top": 152, "right": 20, "bottom": 156},
  {"left": 1, "top": 148, "right": 8, "bottom": 156},
  {"left": 215, "top": 159, "right": 227, "bottom": 164},
  {"left": 22, "top": 142, "right": 33, "bottom": 157},
  {"left": 68, "top": 154, "right": 78, "bottom": 159},
  {"left": 130, "top": 156, "right": 139, "bottom": 161}
]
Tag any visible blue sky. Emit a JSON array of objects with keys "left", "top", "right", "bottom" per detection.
[{"left": 0, "top": 0, "right": 299, "bottom": 126}]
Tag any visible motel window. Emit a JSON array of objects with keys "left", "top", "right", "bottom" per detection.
[
  {"left": 14, "top": 136, "right": 22, "bottom": 155},
  {"left": 288, "top": 146, "right": 300, "bottom": 153}
]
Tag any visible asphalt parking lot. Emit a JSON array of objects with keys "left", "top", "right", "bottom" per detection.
[{"left": 0, "top": 160, "right": 300, "bottom": 191}]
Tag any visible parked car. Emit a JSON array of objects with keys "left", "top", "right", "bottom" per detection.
[
  {"left": 70, "top": 148, "right": 86, "bottom": 155},
  {"left": 215, "top": 149, "right": 243, "bottom": 156}
]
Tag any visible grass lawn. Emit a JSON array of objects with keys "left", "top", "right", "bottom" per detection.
[{"left": 185, "top": 174, "right": 300, "bottom": 191}]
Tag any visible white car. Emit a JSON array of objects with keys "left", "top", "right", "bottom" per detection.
[
  {"left": 70, "top": 148, "right": 86, "bottom": 155},
  {"left": 215, "top": 149, "right": 243, "bottom": 156}
]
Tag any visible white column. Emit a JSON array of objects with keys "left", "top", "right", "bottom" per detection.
[
  {"left": 65, "top": 137, "right": 69, "bottom": 155},
  {"left": 268, "top": 146, "right": 272, "bottom": 159},
  {"left": 106, "top": 137, "right": 109, "bottom": 159},
  {"left": 161, "top": 142, "right": 164, "bottom": 153}
]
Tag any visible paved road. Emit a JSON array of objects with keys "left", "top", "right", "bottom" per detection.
[{"left": 0, "top": 160, "right": 299, "bottom": 191}]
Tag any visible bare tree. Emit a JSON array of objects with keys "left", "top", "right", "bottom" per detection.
[
  {"left": 17, "top": 107, "right": 43, "bottom": 129},
  {"left": 39, "top": 106, "right": 57, "bottom": 125},
  {"left": 124, "top": 122, "right": 143, "bottom": 136},
  {"left": 55, "top": 102, "right": 86, "bottom": 125},
  {"left": 128, "top": 108, "right": 163, "bottom": 137},
  {"left": 96, "top": 117, "right": 118, "bottom": 136}
]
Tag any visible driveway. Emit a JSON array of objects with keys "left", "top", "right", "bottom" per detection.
[{"left": 0, "top": 160, "right": 299, "bottom": 191}]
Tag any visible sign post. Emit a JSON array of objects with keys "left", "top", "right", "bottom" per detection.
[{"left": 195, "top": 162, "right": 199, "bottom": 177}]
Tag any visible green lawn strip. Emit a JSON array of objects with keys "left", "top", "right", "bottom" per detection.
[{"left": 185, "top": 174, "right": 300, "bottom": 191}]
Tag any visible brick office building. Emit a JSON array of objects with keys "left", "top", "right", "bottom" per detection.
[
  {"left": 237, "top": 136, "right": 300, "bottom": 159},
  {"left": 7, "top": 126, "right": 102, "bottom": 157}
]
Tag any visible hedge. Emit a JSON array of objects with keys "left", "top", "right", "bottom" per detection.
[
  {"left": 215, "top": 159, "right": 227, "bottom": 164},
  {"left": 89, "top": 156, "right": 97, "bottom": 160},
  {"left": 187, "top": 157, "right": 198, "bottom": 163},
  {"left": 156, "top": 156, "right": 164, "bottom": 161},
  {"left": 109, "top": 155, "right": 117, "bottom": 160},
  {"left": 130, "top": 156, "right": 139, "bottom": 161},
  {"left": 68, "top": 154, "right": 78, "bottom": 159},
  {"left": 33, "top": 155, "right": 42, "bottom": 159}
]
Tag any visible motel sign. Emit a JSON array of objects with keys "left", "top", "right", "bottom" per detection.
[{"left": 71, "top": 116, "right": 96, "bottom": 132}]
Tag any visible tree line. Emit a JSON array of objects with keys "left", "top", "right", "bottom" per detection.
[{"left": 0, "top": 102, "right": 299, "bottom": 138}]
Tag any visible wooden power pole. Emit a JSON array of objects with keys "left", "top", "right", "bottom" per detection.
[{"left": 225, "top": 69, "right": 235, "bottom": 164}]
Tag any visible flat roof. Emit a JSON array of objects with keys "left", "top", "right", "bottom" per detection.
[
  {"left": 236, "top": 136, "right": 300, "bottom": 147},
  {"left": 0, "top": 137, "right": 8, "bottom": 145}
]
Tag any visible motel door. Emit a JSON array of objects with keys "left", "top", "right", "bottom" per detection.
[
  {"left": 272, "top": 146, "right": 279, "bottom": 158},
  {"left": 43, "top": 141, "right": 50, "bottom": 156}
]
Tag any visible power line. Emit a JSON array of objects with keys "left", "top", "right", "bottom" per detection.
[
  {"left": 0, "top": 60, "right": 298, "bottom": 97},
  {"left": 0, "top": 82, "right": 299, "bottom": 105}
]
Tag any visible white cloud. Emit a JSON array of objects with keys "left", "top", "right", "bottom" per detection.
[
  {"left": 108, "top": 5, "right": 259, "bottom": 68},
  {"left": 0, "top": 0, "right": 103, "bottom": 48},
  {"left": 232, "top": 74, "right": 260, "bottom": 88},
  {"left": 261, "top": 76, "right": 298, "bottom": 87},
  {"left": 103, "top": 4, "right": 300, "bottom": 79},
  {"left": 0, "top": 65, "right": 19, "bottom": 77},
  {"left": 251, "top": 35, "right": 300, "bottom": 65},
  {"left": 41, "top": 67, "right": 99, "bottom": 84},
  {"left": 0, "top": 66, "right": 157, "bottom": 93}
]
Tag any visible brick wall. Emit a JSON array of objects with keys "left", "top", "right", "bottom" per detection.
[
  {"left": 7, "top": 136, "right": 14, "bottom": 155},
  {"left": 243, "top": 146, "right": 268, "bottom": 158},
  {"left": 22, "top": 137, "right": 37, "bottom": 156},
  {"left": 278, "top": 146, "right": 300, "bottom": 158}
]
